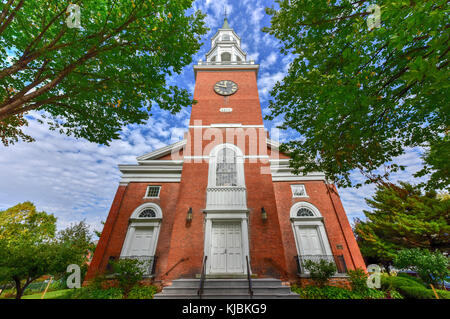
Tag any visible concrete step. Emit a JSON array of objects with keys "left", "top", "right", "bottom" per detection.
[
  {"left": 153, "top": 278, "right": 300, "bottom": 299},
  {"left": 167, "top": 278, "right": 284, "bottom": 288},
  {"left": 161, "top": 286, "right": 292, "bottom": 295}
]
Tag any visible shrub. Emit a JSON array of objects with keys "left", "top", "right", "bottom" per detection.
[
  {"left": 128, "top": 285, "right": 158, "bottom": 299},
  {"left": 347, "top": 268, "right": 369, "bottom": 293},
  {"left": 394, "top": 249, "right": 449, "bottom": 286},
  {"left": 291, "top": 284, "right": 387, "bottom": 299},
  {"left": 67, "top": 287, "right": 123, "bottom": 299},
  {"left": 111, "top": 258, "right": 145, "bottom": 298},
  {"left": 381, "top": 273, "right": 449, "bottom": 299},
  {"left": 303, "top": 259, "right": 337, "bottom": 287}
]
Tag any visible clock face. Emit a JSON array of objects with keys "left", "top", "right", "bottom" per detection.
[{"left": 214, "top": 80, "right": 238, "bottom": 96}]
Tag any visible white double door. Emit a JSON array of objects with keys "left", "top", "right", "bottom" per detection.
[{"left": 210, "top": 222, "right": 244, "bottom": 274}]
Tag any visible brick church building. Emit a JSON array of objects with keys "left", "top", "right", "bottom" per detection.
[{"left": 86, "top": 18, "right": 366, "bottom": 298}]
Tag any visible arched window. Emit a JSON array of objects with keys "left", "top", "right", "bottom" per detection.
[
  {"left": 138, "top": 208, "right": 156, "bottom": 218},
  {"left": 216, "top": 147, "right": 237, "bottom": 186},
  {"left": 236, "top": 55, "right": 242, "bottom": 62},
  {"left": 290, "top": 202, "right": 333, "bottom": 269},
  {"left": 120, "top": 203, "right": 162, "bottom": 276},
  {"left": 222, "top": 34, "right": 230, "bottom": 41},
  {"left": 208, "top": 143, "right": 245, "bottom": 188},
  {"left": 221, "top": 52, "right": 231, "bottom": 62},
  {"left": 297, "top": 207, "right": 314, "bottom": 217},
  {"left": 210, "top": 55, "right": 216, "bottom": 62}
]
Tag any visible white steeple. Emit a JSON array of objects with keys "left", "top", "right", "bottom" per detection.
[{"left": 204, "top": 17, "right": 250, "bottom": 64}]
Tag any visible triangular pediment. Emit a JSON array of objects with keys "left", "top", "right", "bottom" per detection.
[{"left": 136, "top": 139, "right": 186, "bottom": 162}]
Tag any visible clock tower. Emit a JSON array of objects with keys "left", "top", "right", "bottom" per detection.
[{"left": 86, "top": 17, "right": 366, "bottom": 297}]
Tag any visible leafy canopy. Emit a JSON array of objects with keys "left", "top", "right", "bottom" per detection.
[
  {"left": 0, "top": 202, "right": 93, "bottom": 298},
  {"left": 0, "top": 0, "right": 207, "bottom": 146},
  {"left": 354, "top": 182, "right": 450, "bottom": 263},
  {"left": 264, "top": 0, "right": 449, "bottom": 189}
]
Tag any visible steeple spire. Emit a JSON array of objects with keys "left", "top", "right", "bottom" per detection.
[{"left": 222, "top": 8, "right": 231, "bottom": 29}]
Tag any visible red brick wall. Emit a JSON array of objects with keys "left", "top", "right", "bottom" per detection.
[
  {"left": 86, "top": 67, "right": 366, "bottom": 284},
  {"left": 190, "top": 70, "right": 263, "bottom": 125},
  {"left": 272, "top": 181, "right": 366, "bottom": 279},
  {"left": 85, "top": 182, "right": 181, "bottom": 281}
]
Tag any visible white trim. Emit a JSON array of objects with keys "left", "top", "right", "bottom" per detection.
[
  {"left": 270, "top": 160, "right": 326, "bottom": 182},
  {"left": 290, "top": 202, "right": 321, "bottom": 219},
  {"left": 290, "top": 184, "right": 308, "bottom": 198},
  {"left": 183, "top": 155, "right": 269, "bottom": 160},
  {"left": 289, "top": 202, "right": 333, "bottom": 258},
  {"left": 203, "top": 212, "right": 250, "bottom": 275},
  {"left": 130, "top": 202, "right": 163, "bottom": 220},
  {"left": 120, "top": 203, "right": 163, "bottom": 258},
  {"left": 208, "top": 143, "right": 245, "bottom": 188},
  {"left": 143, "top": 185, "right": 161, "bottom": 199},
  {"left": 136, "top": 140, "right": 186, "bottom": 161},
  {"left": 119, "top": 161, "right": 183, "bottom": 184},
  {"left": 189, "top": 124, "right": 264, "bottom": 128}
]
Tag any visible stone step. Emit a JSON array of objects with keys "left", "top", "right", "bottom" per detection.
[
  {"left": 168, "top": 278, "right": 284, "bottom": 288},
  {"left": 161, "top": 286, "right": 292, "bottom": 295},
  {"left": 153, "top": 278, "right": 300, "bottom": 299}
]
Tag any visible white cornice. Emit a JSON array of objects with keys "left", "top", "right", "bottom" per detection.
[
  {"left": 189, "top": 123, "right": 264, "bottom": 128},
  {"left": 136, "top": 139, "right": 186, "bottom": 162}
]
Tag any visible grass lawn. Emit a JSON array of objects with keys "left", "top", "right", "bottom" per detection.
[{"left": 20, "top": 289, "right": 72, "bottom": 299}]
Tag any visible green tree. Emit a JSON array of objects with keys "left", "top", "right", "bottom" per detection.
[
  {"left": 0, "top": 0, "right": 207, "bottom": 146},
  {"left": 354, "top": 182, "right": 450, "bottom": 266},
  {"left": 0, "top": 202, "right": 93, "bottom": 299},
  {"left": 264, "top": 0, "right": 449, "bottom": 190},
  {"left": 394, "top": 248, "right": 449, "bottom": 287}
]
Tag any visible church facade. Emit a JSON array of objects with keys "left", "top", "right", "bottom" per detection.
[{"left": 86, "top": 19, "right": 366, "bottom": 292}]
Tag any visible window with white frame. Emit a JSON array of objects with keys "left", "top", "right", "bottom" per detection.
[
  {"left": 145, "top": 186, "right": 161, "bottom": 198},
  {"left": 291, "top": 184, "right": 307, "bottom": 197},
  {"left": 216, "top": 147, "right": 237, "bottom": 186}
]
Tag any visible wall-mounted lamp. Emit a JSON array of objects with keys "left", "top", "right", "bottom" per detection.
[
  {"left": 261, "top": 207, "right": 267, "bottom": 220},
  {"left": 187, "top": 207, "right": 193, "bottom": 222}
]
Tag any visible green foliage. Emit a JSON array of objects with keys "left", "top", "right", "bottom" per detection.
[
  {"left": 381, "top": 274, "right": 449, "bottom": 299},
  {"left": 264, "top": 0, "right": 449, "bottom": 190},
  {"left": 416, "top": 135, "right": 450, "bottom": 191},
  {"left": 291, "top": 284, "right": 388, "bottom": 299},
  {"left": 0, "top": 0, "right": 207, "bottom": 146},
  {"left": 347, "top": 268, "right": 369, "bottom": 293},
  {"left": 127, "top": 285, "right": 158, "bottom": 299},
  {"left": 0, "top": 202, "right": 93, "bottom": 299},
  {"left": 394, "top": 248, "right": 449, "bottom": 286},
  {"left": 67, "top": 287, "right": 123, "bottom": 299},
  {"left": 111, "top": 258, "right": 145, "bottom": 297},
  {"left": 303, "top": 259, "right": 337, "bottom": 287},
  {"left": 354, "top": 182, "right": 450, "bottom": 263}
]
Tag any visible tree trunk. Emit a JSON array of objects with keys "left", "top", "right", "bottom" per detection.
[{"left": 13, "top": 278, "right": 23, "bottom": 299}]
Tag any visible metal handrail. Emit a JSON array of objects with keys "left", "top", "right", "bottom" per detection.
[
  {"left": 197, "top": 255, "right": 207, "bottom": 299},
  {"left": 246, "top": 256, "right": 253, "bottom": 299}
]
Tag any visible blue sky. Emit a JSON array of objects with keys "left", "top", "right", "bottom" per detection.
[{"left": 0, "top": 0, "right": 427, "bottom": 233}]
